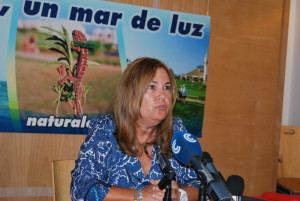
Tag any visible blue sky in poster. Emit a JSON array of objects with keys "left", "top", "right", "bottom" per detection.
[
  {"left": 17, "top": 0, "right": 210, "bottom": 75},
  {"left": 121, "top": 9, "right": 210, "bottom": 75}
]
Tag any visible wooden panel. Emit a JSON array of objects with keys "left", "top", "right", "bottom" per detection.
[
  {"left": 159, "top": 0, "right": 209, "bottom": 15},
  {"left": 107, "top": 0, "right": 153, "bottom": 7},
  {"left": 0, "top": 133, "right": 85, "bottom": 201},
  {"left": 273, "top": 0, "right": 291, "bottom": 191},
  {"left": 0, "top": 197, "right": 52, "bottom": 201},
  {"left": 199, "top": 0, "right": 288, "bottom": 196},
  {"left": 278, "top": 126, "right": 300, "bottom": 178},
  {"left": 108, "top": 0, "right": 210, "bottom": 15}
]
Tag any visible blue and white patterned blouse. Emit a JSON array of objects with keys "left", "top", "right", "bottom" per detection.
[{"left": 71, "top": 113, "right": 200, "bottom": 201}]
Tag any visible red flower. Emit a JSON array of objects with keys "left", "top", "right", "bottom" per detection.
[{"left": 57, "top": 65, "right": 65, "bottom": 75}]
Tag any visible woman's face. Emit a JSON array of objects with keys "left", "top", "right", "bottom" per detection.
[{"left": 137, "top": 68, "right": 172, "bottom": 129}]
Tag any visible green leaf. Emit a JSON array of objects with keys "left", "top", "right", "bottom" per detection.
[
  {"left": 46, "top": 36, "right": 65, "bottom": 44},
  {"left": 53, "top": 98, "right": 59, "bottom": 104},
  {"left": 42, "top": 61, "right": 68, "bottom": 67},
  {"left": 39, "top": 45, "right": 54, "bottom": 50},
  {"left": 52, "top": 86, "right": 59, "bottom": 93},
  {"left": 55, "top": 41, "right": 68, "bottom": 55},
  {"left": 41, "top": 26, "right": 65, "bottom": 39},
  {"left": 55, "top": 41, "right": 67, "bottom": 48},
  {"left": 58, "top": 57, "right": 68, "bottom": 62},
  {"left": 84, "top": 85, "right": 92, "bottom": 95},
  {"left": 62, "top": 25, "right": 73, "bottom": 69},
  {"left": 74, "top": 41, "right": 99, "bottom": 49},
  {"left": 35, "top": 30, "right": 54, "bottom": 38},
  {"left": 87, "top": 60, "right": 100, "bottom": 67},
  {"left": 62, "top": 26, "right": 71, "bottom": 43},
  {"left": 65, "top": 91, "right": 75, "bottom": 99},
  {"left": 49, "top": 47, "right": 67, "bottom": 57}
]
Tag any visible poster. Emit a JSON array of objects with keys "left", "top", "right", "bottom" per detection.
[{"left": 0, "top": 0, "right": 210, "bottom": 136}]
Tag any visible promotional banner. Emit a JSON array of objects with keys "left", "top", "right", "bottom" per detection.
[{"left": 0, "top": 0, "right": 210, "bottom": 136}]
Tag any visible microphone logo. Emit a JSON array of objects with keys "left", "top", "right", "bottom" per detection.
[
  {"left": 172, "top": 140, "right": 181, "bottom": 154},
  {"left": 183, "top": 133, "right": 197, "bottom": 143}
]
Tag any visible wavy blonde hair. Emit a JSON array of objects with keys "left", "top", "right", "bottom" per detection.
[{"left": 113, "top": 57, "right": 177, "bottom": 157}]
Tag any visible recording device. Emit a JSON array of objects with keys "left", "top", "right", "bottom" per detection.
[
  {"left": 158, "top": 152, "right": 176, "bottom": 201},
  {"left": 171, "top": 131, "right": 233, "bottom": 201}
]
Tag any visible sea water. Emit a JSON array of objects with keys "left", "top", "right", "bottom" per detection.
[{"left": 0, "top": 80, "right": 13, "bottom": 131}]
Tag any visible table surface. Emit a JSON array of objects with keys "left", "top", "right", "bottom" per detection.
[{"left": 277, "top": 178, "right": 300, "bottom": 193}]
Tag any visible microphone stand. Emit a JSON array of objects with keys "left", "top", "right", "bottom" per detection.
[
  {"left": 197, "top": 171, "right": 207, "bottom": 201},
  {"left": 158, "top": 152, "right": 176, "bottom": 201},
  {"left": 164, "top": 179, "right": 172, "bottom": 201},
  {"left": 189, "top": 155, "right": 208, "bottom": 201},
  {"left": 158, "top": 171, "right": 174, "bottom": 201}
]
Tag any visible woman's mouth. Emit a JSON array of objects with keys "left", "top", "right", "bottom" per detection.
[{"left": 156, "top": 105, "right": 166, "bottom": 110}]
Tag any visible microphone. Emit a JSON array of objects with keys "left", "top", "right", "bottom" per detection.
[
  {"left": 171, "top": 131, "right": 233, "bottom": 201},
  {"left": 157, "top": 152, "right": 176, "bottom": 189},
  {"left": 157, "top": 152, "right": 176, "bottom": 201},
  {"left": 226, "top": 175, "right": 244, "bottom": 196},
  {"left": 201, "top": 152, "right": 222, "bottom": 179},
  {"left": 201, "top": 152, "right": 231, "bottom": 191}
]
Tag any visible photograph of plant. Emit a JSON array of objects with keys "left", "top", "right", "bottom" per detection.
[
  {"left": 36, "top": 26, "right": 99, "bottom": 117},
  {"left": 16, "top": 21, "right": 121, "bottom": 120}
]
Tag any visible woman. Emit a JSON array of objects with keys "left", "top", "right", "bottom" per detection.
[{"left": 71, "top": 57, "right": 200, "bottom": 201}]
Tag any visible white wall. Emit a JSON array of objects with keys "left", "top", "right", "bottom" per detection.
[{"left": 282, "top": 0, "right": 300, "bottom": 126}]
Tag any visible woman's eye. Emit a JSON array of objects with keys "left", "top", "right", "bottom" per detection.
[
  {"left": 148, "top": 85, "right": 155, "bottom": 90},
  {"left": 164, "top": 85, "right": 171, "bottom": 90}
]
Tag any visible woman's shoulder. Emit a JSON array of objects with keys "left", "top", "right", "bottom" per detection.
[
  {"left": 85, "top": 113, "right": 116, "bottom": 142},
  {"left": 89, "top": 113, "right": 115, "bottom": 130},
  {"left": 172, "top": 116, "right": 187, "bottom": 132}
]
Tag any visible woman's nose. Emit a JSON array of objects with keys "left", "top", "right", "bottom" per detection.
[{"left": 157, "top": 88, "right": 166, "bottom": 100}]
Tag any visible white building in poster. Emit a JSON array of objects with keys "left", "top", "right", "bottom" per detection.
[
  {"left": 203, "top": 53, "right": 208, "bottom": 84},
  {"left": 91, "top": 27, "right": 117, "bottom": 44},
  {"left": 179, "top": 52, "right": 208, "bottom": 83}
]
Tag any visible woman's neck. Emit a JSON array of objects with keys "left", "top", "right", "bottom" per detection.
[{"left": 135, "top": 125, "right": 156, "bottom": 144}]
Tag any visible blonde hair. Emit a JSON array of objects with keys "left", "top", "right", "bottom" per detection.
[{"left": 113, "top": 57, "right": 177, "bottom": 157}]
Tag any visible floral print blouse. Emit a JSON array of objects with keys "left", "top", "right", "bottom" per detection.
[{"left": 71, "top": 113, "right": 200, "bottom": 201}]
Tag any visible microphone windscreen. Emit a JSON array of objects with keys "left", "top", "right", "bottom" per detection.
[
  {"left": 226, "top": 175, "right": 245, "bottom": 196},
  {"left": 171, "top": 131, "right": 202, "bottom": 165}
]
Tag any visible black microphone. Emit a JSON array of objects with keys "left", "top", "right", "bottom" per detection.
[
  {"left": 201, "top": 152, "right": 231, "bottom": 192},
  {"left": 226, "top": 175, "right": 244, "bottom": 196},
  {"left": 158, "top": 152, "right": 176, "bottom": 201},
  {"left": 171, "top": 131, "right": 233, "bottom": 201},
  {"left": 158, "top": 152, "right": 176, "bottom": 188}
]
